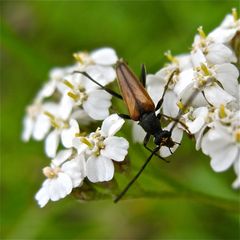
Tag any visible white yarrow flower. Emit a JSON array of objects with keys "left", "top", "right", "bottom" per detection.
[
  {"left": 201, "top": 123, "right": 240, "bottom": 173},
  {"left": 73, "top": 114, "right": 129, "bottom": 182},
  {"left": 35, "top": 149, "right": 86, "bottom": 207}
]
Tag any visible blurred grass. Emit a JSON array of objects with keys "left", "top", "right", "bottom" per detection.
[{"left": 1, "top": 1, "right": 240, "bottom": 239}]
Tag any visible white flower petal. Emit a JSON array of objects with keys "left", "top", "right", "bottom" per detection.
[
  {"left": 71, "top": 109, "right": 93, "bottom": 125},
  {"left": 204, "top": 85, "right": 235, "bottom": 107},
  {"left": 215, "top": 63, "right": 239, "bottom": 97},
  {"left": 101, "top": 114, "right": 125, "bottom": 137},
  {"left": 191, "top": 48, "right": 207, "bottom": 67},
  {"left": 32, "top": 114, "right": 51, "bottom": 141},
  {"left": 132, "top": 122, "right": 146, "bottom": 143},
  {"left": 58, "top": 92, "right": 74, "bottom": 121},
  {"left": 36, "top": 80, "right": 56, "bottom": 101},
  {"left": 210, "top": 145, "right": 238, "bottom": 172},
  {"left": 201, "top": 129, "right": 228, "bottom": 156},
  {"left": 175, "top": 54, "right": 193, "bottom": 71},
  {"left": 195, "top": 124, "right": 208, "bottom": 151},
  {"left": 52, "top": 149, "right": 73, "bottom": 166},
  {"left": 22, "top": 116, "right": 34, "bottom": 142},
  {"left": 61, "top": 119, "right": 80, "bottom": 148},
  {"left": 62, "top": 155, "right": 86, "bottom": 187},
  {"left": 208, "top": 27, "right": 237, "bottom": 44},
  {"left": 45, "top": 130, "right": 60, "bottom": 158},
  {"left": 83, "top": 90, "right": 112, "bottom": 120},
  {"left": 85, "top": 65, "right": 116, "bottom": 88},
  {"left": 35, "top": 184, "right": 49, "bottom": 208},
  {"left": 186, "top": 107, "right": 208, "bottom": 134},
  {"left": 206, "top": 43, "right": 237, "bottom": 64},
  {"left": 47, "top": 173, "right": 73, "bottom": 201},
  {"left": 174, "top": 68, "right": 194, "bottom": 96},
  {"left": 146, "top": 74, "right": 164, "bottom": 105},
  {"left": 101, "top": 136, "right": 129, "bottom": 162},
  {"left": 162, "top": 91, "right": 179, "bottom": 118},
  {"left": 91, "top": 48, "right": 118, "bottom": 65},
  {"left": 72, "top": 137, "right": 88, "bottom": 154},
  {"left": 86, "top": 156, "right": 114, "bottom": 182}
]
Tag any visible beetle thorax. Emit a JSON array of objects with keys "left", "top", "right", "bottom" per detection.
[{"left": 139, "top": 112, "right": 162, "bottom": 135}]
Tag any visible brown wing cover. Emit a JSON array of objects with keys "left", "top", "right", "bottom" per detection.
[{"left": 116, "top": 60, "right": 155, "bottom": 121}]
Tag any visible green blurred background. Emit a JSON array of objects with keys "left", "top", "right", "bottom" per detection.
[{"left": 1, "top": 1, "right": 240, "bottom": 239}]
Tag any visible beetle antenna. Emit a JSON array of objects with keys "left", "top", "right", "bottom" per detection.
[
  {"left": 72, "top": 71, "right": 123, "bottom": 100},
  {"left": 155, "top": 70, "right": 177, "bottom": 111},
  {"left": 114, "top": 147, "right": 160, "bottom": 203}
]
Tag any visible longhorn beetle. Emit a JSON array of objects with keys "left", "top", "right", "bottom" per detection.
[{"left": 74, "top": 59, "right": 192, "bottom": 203}]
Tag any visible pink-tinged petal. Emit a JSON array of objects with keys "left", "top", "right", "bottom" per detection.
[
  {"left": 101, "top": 114, "right": 125, "bottom": 137},
  {"left": 52, "top": 149, "right": 73, "bottom": 166},
  {"left": 47, "top": 173, "right": 73, "bottom": 201},
  {"left": 132, "top": 122, "right": 146, "bottom": 143},
  {"left": 22, "top": 116, "right": 34, "bottom": 142},
  {"left": 61, "top": 119, "right": 80, "bottom": 148},
  {"left": 215, "top": 63, "right": 239, "bottom": 97},
  {"left": 45, "top": 130, "right": 60, "bottom": 158},
  {"left": 206, "top": 44, "right": 237, "bottom": 64},
  {"left": 91, "top": 48, "right": 118, "bottom": 65},
  {"left": 33, "top": 114, "right": 51, "bottom": 141},
  {"left": 62, "top": 155, "right": 86, "bottom": 187},
  {"left": 35, "top": 184, "right": 49, "bottom": 208},
  {"left": 204, "top": 85, "right": 235, "bottom": 107},
  {"left": 86, "top": 156, "right": 114, "bottom": 182},
  {"left": 101, "top": 136, "right": 129, "bottom": 162},
  {"left": 210, "top": 145, "right": 238, "bottom": 172}
]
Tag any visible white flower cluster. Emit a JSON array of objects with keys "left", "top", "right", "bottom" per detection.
[
  {"left": 22, "top": 10, "right": 239, "bottom": 207},
  {"left": 133, "top": 9, "right": 240, "bottom": 189},
  {"left": 22, "top": 48, "right": 129, "bottom": 207}
]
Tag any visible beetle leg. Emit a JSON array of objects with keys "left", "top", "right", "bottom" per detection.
[
  {"left": 73, "top": 71, "right": 123, "bottom": 100},
  {"left": 143, "top": 134, "right": 169, "bottom": 163},
  {"left": 114, "top": 146, "right": 160, "bottom": 203}
]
